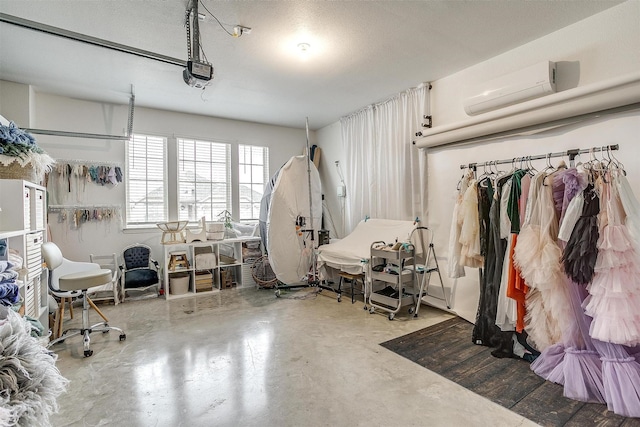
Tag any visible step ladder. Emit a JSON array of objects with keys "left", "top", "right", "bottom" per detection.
[{"left": 411, "top": 227, "right": 450, "bottom": 317}]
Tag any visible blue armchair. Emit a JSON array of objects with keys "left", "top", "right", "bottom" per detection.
[{"left": 120, "top": 244, "right": 160, "bottom": 302}]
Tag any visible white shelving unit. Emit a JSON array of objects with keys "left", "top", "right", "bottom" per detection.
[
  {"left": 0, "top": 180, "right": 48, "bottom": 328},
  {"left": 162, "top": 236, "right": 261, "bottom": 300}
]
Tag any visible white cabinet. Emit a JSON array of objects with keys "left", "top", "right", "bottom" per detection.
[
  {"left": 0, "top": 180, "right": 48, "bottom": 328},
  {"left": 162, "top": 237, "right": 261, "bottom": 300}
]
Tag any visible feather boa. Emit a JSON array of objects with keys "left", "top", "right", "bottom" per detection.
[{"left": 0, "top": 307, "right": 68, "bottom": 426}]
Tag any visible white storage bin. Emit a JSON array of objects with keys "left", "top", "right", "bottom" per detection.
[
  {"left": 206, "top": 231, "right": 225, "bottom": 240},
  {"left": 170, "top": 274, "right": 190, "bottom": 295},
  {"left": 206, "top": 222, "right": 225, "bottom": 232}
]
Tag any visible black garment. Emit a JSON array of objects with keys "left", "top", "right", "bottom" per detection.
[
  {"left": 472, "top": 178, "right": 511, "bottom": 349},
  {"left": 507, "top": 169, "right": 527, "bottom": 234},
  {"left": 562, "top": 184, "right": 600, "bottom": 285},
  {"left": 477, "top": 178, "right": 492, "bottom": 259}
]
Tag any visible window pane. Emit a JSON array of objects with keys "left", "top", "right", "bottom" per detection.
[
  {"left": 238, "top": 144, "right": 269, "bottom": 221},
  {"left": 126, "top": 134, "right": 167, "bottom": 225},
  {"left": 178, "top": 138, "right": 231, "bottom": 222}
]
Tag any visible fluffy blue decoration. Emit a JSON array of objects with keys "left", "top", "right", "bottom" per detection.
[{"left": 0, "top": 122, "right": 37, "bottom": 151}]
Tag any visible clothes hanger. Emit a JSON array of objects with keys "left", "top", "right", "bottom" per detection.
[
  {"left": 608, "top": 145, "right": 626, "bottom": 176},
  {"left": 541, "top": 153, "right": 555, "bottom": 186},
  {"left": 527, "top": 155, "right": 538, "bottom": 175},
  {"left": 475, "top": 162, "right": 489, "bottom": 183}
]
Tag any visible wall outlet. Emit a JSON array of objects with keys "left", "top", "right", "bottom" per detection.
[{"left": 337, "top": 184, "right": 346, "bottom": 197}]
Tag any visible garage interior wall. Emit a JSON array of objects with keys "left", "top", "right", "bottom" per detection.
[
  {"left": 316, "top": 0, "right": 640, "bottom": 319},
  {"left": 0, "top": 84, "right": 310, "bottom": 261}
]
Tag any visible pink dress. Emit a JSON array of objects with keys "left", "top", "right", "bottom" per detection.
[{"left": 583, "top": 175, "right": 640, "bottom": 346}]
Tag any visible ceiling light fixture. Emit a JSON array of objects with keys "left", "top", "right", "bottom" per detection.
[
  {"left": 233, "top": 25, "right": 252, "bottom": 37},
  {"left": 297, "top": 42, "right": 311, "bottom": 52}
]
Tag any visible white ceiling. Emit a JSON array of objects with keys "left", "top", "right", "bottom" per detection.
[{"left": 0, "top": 1, "right": 624, "bottom": 130}]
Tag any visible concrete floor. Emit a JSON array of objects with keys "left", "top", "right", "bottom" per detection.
[{"left": 49, "top": 287, "right": 538, "bottom": 427}]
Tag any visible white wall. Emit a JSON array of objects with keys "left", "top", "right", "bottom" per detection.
[
  {"left": 1, "top": 86, "right": 309, "bottom": 262},
  {"left": 316, "top": 0, "right": 640, "bottom": 319},
  {"left": 432, "top": 0, "right": 640, "bottom": 127}
]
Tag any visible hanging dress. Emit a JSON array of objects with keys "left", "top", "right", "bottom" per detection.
[
  {"left": 473, "top": 176, "right": 512, "bottom": 351},
  {"left": 531, "top": 168, "right": 605, "bottom": 405},
  {"left": 583, "top": 176, "right": 640, "bottom": 346},
  {"left": 472, "top": 177, "right": 495, "bottom": 345},
  {"left": 616, "top": 169, "right": 640, "bottom": 245},
  {"left": 496, "top": 177, "right": 517, "bottom": 332},
  {"left": 515, "top": 171, "right": 567, "bottom": 350},
  {"left": 505, "top": 169, "right": 528, "bottom": 333},
  {"left": 562, "top": 184, "right": 600, "bottom": 285},
  {"left": 579, "top": 174, "right": 640, "bottom": 418},
  {"left": 447, "top": 172, "right": 472, "bottom": 278},
  {"left": 459, "top": 179, "right": 484, "bottom": 268}
]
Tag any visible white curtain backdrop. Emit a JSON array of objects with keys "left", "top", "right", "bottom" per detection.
[{"left": 340, "top": 84, "right": 430, "bottom": 234}]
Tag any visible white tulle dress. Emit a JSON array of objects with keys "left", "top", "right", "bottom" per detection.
[
  {"left": 514, "top": 171, "right": 570, "bottom": 350},
  {"left": 616, "top": 169, "right": 640, "bottom": 246}
]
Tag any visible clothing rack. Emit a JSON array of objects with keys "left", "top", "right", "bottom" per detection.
[
  {"left": 48, "top": 204, "right": 121, "bottom": 211},
  {"left": 459, "top": 144, "right": 619, "bottom": 170},
  {"left": 48, "top": 205, "right": 121, "bottom": 229},
  {"left": 54, "top": 159, "right": 122, "bottom": 167}
]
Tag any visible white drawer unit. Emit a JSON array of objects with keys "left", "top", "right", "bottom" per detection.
[
  {"left": 32, "top": 189, "right": 45, "bottom": 230},
  {"left": 25, "top": 231, "right": 43, "bottom": 281},
  {"left": 0, "top": 180, "right": 48, "bottom": 330},
  {"left": 24, "top": 279, "right": 37, "bottom": 318},
  {"left": 23, "top": 187, "right": 31, "bottom": 230}
]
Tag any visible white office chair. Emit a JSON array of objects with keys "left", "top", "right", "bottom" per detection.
[{"left": 43, "top": 242, "right": 126, "bottom": 357}]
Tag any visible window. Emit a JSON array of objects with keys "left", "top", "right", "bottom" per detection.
[
  {"left": 238, "top": 145, "right": 269, "bottom": 221},
  {"left": 126, "top": 134, "right": 167, "bottom": 226},
  {"left": 177, "top": 138, "right": 231, "bottom": 222}
]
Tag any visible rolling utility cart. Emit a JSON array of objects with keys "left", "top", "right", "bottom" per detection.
[{"left": 368, "top": 241, "right": 419, "bottom": 320}]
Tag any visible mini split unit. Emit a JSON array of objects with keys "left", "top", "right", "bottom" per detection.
[{"left": 463, "top": 61, "right": 557, "bottom": 115}]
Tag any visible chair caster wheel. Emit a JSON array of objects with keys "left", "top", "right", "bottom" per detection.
[
  {"left": 337, "top": 296, "right": 341, "bottom": 303},
  {"left": 275, "top": 290, "right": 281, "bottom": 298},
  {"left": 388, "top": 313, "right": 395, "bottom": 321},
  {"left": 119, "top": 334, "right": 126, "bottom": 341},
  {"left": 84, "top": 350, "right": 93, "bottom": 357},
  {"left": 369, "top": 307, "right": 375, "bottom": 314}
]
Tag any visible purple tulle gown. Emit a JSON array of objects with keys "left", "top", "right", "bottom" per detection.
[{"left": 530, "top": 168, "right": 640, "bottom": 418}]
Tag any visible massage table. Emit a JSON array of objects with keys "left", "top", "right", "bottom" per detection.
[{"left": 316, "top": 219, "right": 418, "bottom": 301}]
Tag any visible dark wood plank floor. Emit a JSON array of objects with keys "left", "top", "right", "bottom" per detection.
[{"left": 380, "top": 317, "right": 640, "bottom": 427}]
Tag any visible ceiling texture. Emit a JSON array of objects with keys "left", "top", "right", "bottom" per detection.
[{"left": 0, "top": 1, "right": 624, "bottom": 130}]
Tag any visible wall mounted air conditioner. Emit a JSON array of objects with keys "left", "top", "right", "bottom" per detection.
[{"left": 463, "top": 61, "right": 557, "bottom": 116}]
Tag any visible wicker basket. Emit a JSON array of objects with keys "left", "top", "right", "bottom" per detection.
[
  {"left": 251, "top": 255, "right": 278, "bottom": 288},
  {"left": 0, "top": 158, "right": 39, "bottom": 182}
]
